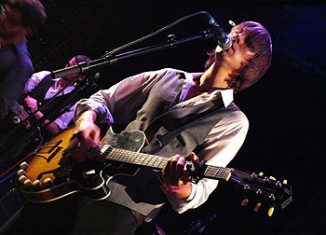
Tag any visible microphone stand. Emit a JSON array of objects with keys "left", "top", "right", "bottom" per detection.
[{"left": 52, "top": 30, "right": 212, "bottom": 79}]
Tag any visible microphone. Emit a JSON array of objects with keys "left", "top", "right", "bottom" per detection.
[{"left": 207, "top": 15, "right": 232, "bottom": 50}]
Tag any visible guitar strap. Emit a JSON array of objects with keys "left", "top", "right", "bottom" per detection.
[{"left": 142, "top": 93, "right": 235, "bottom": 154}]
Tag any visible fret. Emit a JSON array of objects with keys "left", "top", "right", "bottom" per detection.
[
  {"left": 153, "top": 158, "right": 163, "bottom": 168},
  {"left": 142, "top": 154, "right": 152, "bottom": 166},
  {"left": 147, "top": 157, "right": 157, "bottom": 167},
  {"left": 134, "top": 155, "right": 143, "bottom": 164},
  {"left": 204, "top": 166, "right": 232, "bottom": 181},
  {"left": 112, "top": 150, "right": 124, "bottom": 161},
  {"left": 158, "top": 158, "right": 168, "bottom": 169},
  {"left": 120, "top": 152, "right": 130, "bottom": 162},
  {"left": 214, "top": 168, "right": 222, "bottom": 178},
  {"left": 204, "top": 166, "right": 219, "bottom": 178},
  {"left": 113, "top": 150, "right": 122, "bottom": 161},
  {"left": 121, "top": 151, "right": 129, "bottom": 162},
  {"left": 104, "top": 146, "right": 167, "bottom": 170},
  {"left": 139, "top": 154, "right": 151, "bottom": 164},
  {"left": 125, "top": 151, "right": 137, "bottom": 163}
]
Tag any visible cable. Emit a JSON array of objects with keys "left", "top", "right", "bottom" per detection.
[
  {"left": 105, "top": 11, "right": 211, "bottom": 56},
  {"left": 0, "top": 140, "right": 43, "bottom": 183}
]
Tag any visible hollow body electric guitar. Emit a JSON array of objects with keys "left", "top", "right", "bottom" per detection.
[{"left": 17, "top": 127, "right": 293, "bottom": 216}]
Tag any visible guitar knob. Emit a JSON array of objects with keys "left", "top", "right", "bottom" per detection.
[
  {"left": 17, "top": 169, "right": 26, "bottom": 177},
  {"left": 23, "top": 179, "right": 32, "bottom": 188},
  {"left": 32, "top": 180, "right": 42, "bottom": 188},
  {"left": 82, "top": 169, "right": 96, "bottom": 179},
  {"left": 254, "top": 202, "right": 262, "bottom": 212},
  {"left": 43, "top": 178, "right": 53, "bottom": 186},
  {"left": 258, "top": 172, "right": 264, "bottom": 177},
  {"left": 283, "top": 179, "right": 288, "bottom": 185},
  {"left": 241, "top": 198, "right": 249, "bottom": 207},
  {"left": 268, "top": 207, "right": 275, "bottom": 217},
  {"left": 19, "top": 162, "right": 29, "bottom": 170},
  {"left": 18, "top": 175, "right": 27, "bottom": 183}
]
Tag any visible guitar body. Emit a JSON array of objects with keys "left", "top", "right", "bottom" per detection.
[
  {"left": 19, "top": 127, "right": 146, "bottom": 203},
  {"left": 25, "top": 127, "right": 75, "bottom": 183}
]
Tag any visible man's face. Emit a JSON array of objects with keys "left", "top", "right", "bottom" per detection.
[
  {"left": 62, "top": 57, "right": 86, "bottom": 82},
  {"left": 215, "top": 26, "right": 255, "bottom": 72},
  {"left": 0, "top": 5, "right": 31, "bottom": 46}
]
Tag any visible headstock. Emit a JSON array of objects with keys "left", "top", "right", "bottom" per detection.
[{"left": 230, "top": 170, "right": 293, "bottom": 217}]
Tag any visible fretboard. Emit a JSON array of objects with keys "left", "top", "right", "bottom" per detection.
[
  {"left": 101, "top": 144, "right": 233, "bottom": 181},
  {"left": 102, "top": 145, "right": 168, "bottom": 170}
]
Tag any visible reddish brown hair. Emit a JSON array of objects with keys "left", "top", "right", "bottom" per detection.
[
  {"left": 7, "top": 0, "right": 47, "bottom": 32},
  {"left": 205, "top": 21, "right": 272, "bottom": 92}
]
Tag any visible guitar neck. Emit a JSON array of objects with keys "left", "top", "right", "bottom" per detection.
[{"left": 101, "top": 145, "right": 233, "bottom": 181}]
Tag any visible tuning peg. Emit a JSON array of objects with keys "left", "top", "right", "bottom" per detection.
[
  {"left": 269, "top": 176, "right": 277, "bottom": 181},
  {"left": 258, "top": 172, "right": 264, "bottom": 177},
  {"left": 256, "top": 189, "right": 263, "bottom": 195},
  {"left": 263, "top": 176, "right": 269, "bottom": 182},
  {"left": 268, "top": 207, "right": 275, "bottom": 217},
  {"left": 283, "top": 179, "right": 288, "bottom": 185},
  {"left": 19, "top": 161, "right": 29, "bottom": 170},
  {"left": 275, "top": 180, "right": 282, "bottom": 188},
  {"left": 243, "top": 184, "right": 250, "bottom": 191},
  {"left": 241, "top": 198, "right": 249, "bottom": 207},
  {"left": 254, "top": 202, "right": 262, "bottom": 212},
  {"left": 269, "top": 194, "right": 276, "bottom": 202}
]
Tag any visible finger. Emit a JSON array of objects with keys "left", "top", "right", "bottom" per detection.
[
  {"left": 162, "top": 156, "right": 178, "bottom": 185},
  {"left": 89, "top": 126, "right": 101, "bottom": 143},
  {"left": 162, "top": 160, "right": 171, "bottom": 178},
  {"left": 189, "top": 152, "right": 200, "bottom": 165},
  {"left": 167, "top": 156, "right": 177, "bottom": 185},
  {"left": 176, "top": 157, "right": 186, "bottom": 178},
  {"left": 169, "top": 155, "right": 184, "bottom": 185}
]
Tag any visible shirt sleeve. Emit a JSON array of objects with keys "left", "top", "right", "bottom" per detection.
[
  {"left": 163, "top": 110, "right": 249, "bottom": 213},
  {"left": 74, "top": 69, "right": 174, "bottom": 124},
  {"left": 25, "top": 71, "right": 51, "bottom": 93},
  {"left": 53, "top": 103, "right": 75, "bottom": 130},
  {"left": 0, "top": 57, "right": 32, "bottom": 119}
]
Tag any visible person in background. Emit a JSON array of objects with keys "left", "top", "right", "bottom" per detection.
[
  {"left": 0, "top": 0, "right": 46, "bottom": 120},
  {"left": 24, "top": 55, "right": 91, "bottom": 137}
]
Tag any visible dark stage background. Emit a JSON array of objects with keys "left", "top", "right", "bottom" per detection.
[{"left": 1, "top": 0, "right": 325, "bottom": 234}]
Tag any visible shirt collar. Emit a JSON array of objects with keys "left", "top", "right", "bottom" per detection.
[{"left": 189, "top": 72, "right": 234, "bottom": 107}]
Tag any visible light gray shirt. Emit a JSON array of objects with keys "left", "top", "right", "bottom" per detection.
[{"left": 25, "top": 71, "right": 76, "bottom": 130}]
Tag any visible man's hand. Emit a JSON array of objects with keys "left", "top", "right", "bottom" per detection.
[
  {"left": 67, "top": 111, "right": 101, "bottom": 164},
  {"left": 161, "top": 152, "right": 200, "bottom": 199},
  {"left": 24, "top": 95, "right": 38, "bottom": 113}
]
